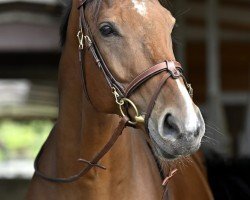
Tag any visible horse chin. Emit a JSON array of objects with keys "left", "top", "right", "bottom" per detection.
[
  {"left": 150, "top": 137, "right": 201, "bottom": 162},
  {"left": 150, "top": 137, "right": 179, "bottom": 160},
  {"left": 153, "top": 145, "right": 179, "bottom": 160}
]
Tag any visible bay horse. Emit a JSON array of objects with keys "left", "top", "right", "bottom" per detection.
[{"left": 27, "top": 0, "right": 213, "bottom": 199}]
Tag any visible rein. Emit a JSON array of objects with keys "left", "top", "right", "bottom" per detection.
[{"left": 34, "top": 0, "right": 193, "bottom": 196}]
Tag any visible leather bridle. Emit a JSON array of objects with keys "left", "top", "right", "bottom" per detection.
[{"left": 34, "top": 0, "right": 193, "bottom": 188}]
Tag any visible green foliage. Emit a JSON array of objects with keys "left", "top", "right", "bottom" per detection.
[{"left": 0, "top": 120, "right": 53, "bottom": 161}]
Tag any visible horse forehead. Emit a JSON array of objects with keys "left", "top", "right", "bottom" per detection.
[
  {"left": 105, "top": 0, "right": 150, "bottom": 17},
  {"left": 131, "top": 0, "right": 148, "bottom": 17},
  {"left": 101, "top": 0, "right": 174, "bottom": 22},
  {"left": 120, "top": 1, "right": 175, "bottom": 25}
]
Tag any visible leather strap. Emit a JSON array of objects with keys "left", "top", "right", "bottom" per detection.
[
  {"left": 145, "top": 73, "right": 171, "bottom": 131},
  {"left": 34, "top": 0, "right": 190, "bottom": 189},
  {"left": 78, "top": 0, "right": 125, "bottom": 96},
  {"left": 77, "top": 0, "right": 193, "bottom": 107},
  {"left": 77, "top": 0, "right": 190, "bottom": 100},
  {"left": 34, "top": 116, "right": 129, "bottom": 183},
  {"left": 125, "top": 61, "right": 181, "bottom": 97}
]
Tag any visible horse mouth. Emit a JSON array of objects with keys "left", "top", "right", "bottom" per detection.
[
  {"left": 150, "top": 136, "right": 201, "bottom": 161},
  {"left": 150, "top": 137, "right": 179, "bottom": 160}
]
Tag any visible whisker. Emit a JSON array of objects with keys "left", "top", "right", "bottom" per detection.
[
  {"left": 205, "top": 120, "right": 220, "bottom": 128},
  {"left": 205, "top": 124, "right": 224, "bottom": 136},
  {"left": 203, "top": 135, "right": 217, "bottom": 142},
  {"left": 201, "top": 137, "right": 218, "bottom": 146},
  {"left": 202, "top": 132, "right": 218, "bottom": 144},
  {"left": 205, "top": 121, "right": 224, "bottom": 132},
  {"left": 174, "top": 8, "right": 191, "bottom": 19},
  {"left": 201, "top": 140, "right": 217, "bottom": 146},
  {"left": 182, "top": 156, "right": 192, "bottom": 166},
  {"left": 172, "top": 36, "right": 182, "bottom": 46}
]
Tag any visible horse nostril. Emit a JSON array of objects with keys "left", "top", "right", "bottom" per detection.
[
  {"left": 194, "top": 125, "right": 201, "bottom": 138},
  {"left": 162, "top": 114, "right": 181, "bottom": 140},
  {"left": 186, "top": 124, "right": 201, "bottom": 138}
]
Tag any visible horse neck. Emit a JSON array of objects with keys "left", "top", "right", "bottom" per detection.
[
  {"left": 52, "top": 15, "right": 162, "bottom": 200},
  {"left": 56, "top": 56, "right": 162, "bottom": 198},
  {"left": 47, "top": 2, "right": 162, "bottom": 197}
]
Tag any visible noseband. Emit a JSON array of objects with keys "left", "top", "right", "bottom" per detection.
[{"left": 34, "top": 0, "right": 193, "bottom": 186}]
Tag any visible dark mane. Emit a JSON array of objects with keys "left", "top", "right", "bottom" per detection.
[
  {"left": 60, "top": 0, "right": 72, "bottom": 46},
  {"left": 60, "top": 0, "right": 103, "bottom": 46}
]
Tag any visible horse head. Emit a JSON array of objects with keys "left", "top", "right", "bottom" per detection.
[{"left": 82, "top": 0, "right": 205, "bottom": 160}]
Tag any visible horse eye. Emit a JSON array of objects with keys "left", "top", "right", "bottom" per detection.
[{"left": 99, "top": 25, "right": 115, "bottom": 37}]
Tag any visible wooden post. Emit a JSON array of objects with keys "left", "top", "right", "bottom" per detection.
[{"left": 206, "top": 0, "right": 231, "bottom": 155}]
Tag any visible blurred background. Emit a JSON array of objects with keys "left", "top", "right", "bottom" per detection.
[{"left": 0, "top": 0, "right": 249, "bottom": 199}]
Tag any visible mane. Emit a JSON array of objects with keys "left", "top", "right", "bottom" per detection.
[
  {"left": 60, "top": 0, "right": 103, "bottom": 46},
  {"left": 59, "top": 0, "right": 173, "bottom": 46},
  {"left": 60, "top": 0, "right": 72, "bottom": 46}
]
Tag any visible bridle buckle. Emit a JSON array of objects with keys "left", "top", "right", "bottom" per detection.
[
  {"left": 77, "top": 29, "right": 93, "bottom": 50},
  {"left": 187, "top": 83, "right": 194, "bottom": 98},
  {"left": 166, "top": 60, "right": 181, "bottom": 79},
  {"left": 112, "top": 87, "right": 124, "bottom": 106},
  {"left": 84, "top": 35, "right": 92, "bottom": 48},
  {"left": 77, "top": 29, "right": 84, "bottom": 50},
  {"left": 112, "top": 87, "right": 145, "bottom": 125},
  {"left": 118, "top": 98, "right": 145, "bottom": 125}
]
